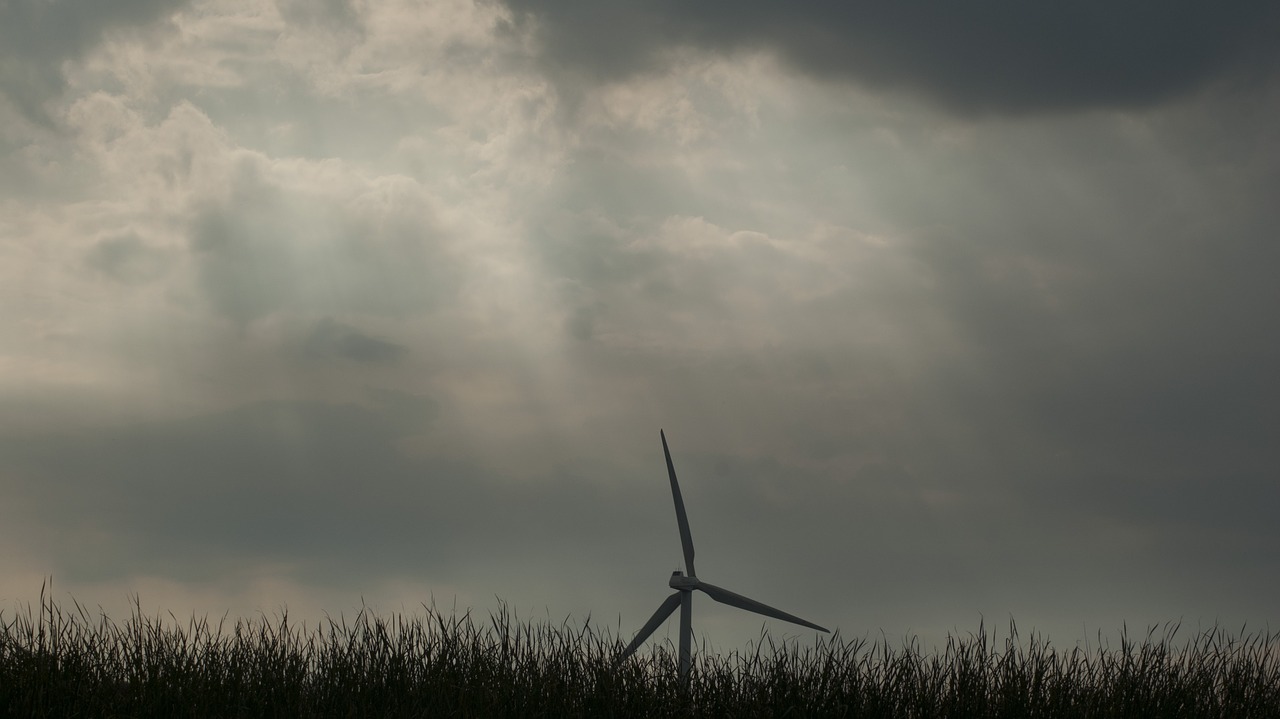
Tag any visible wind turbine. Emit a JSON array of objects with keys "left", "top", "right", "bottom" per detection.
[{"left": 618, "top": 430, "right": 829, "bottom": 679}]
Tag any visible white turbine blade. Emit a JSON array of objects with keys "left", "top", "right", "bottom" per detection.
[
  {"left": 661, "top": 429, "right": 696, "bottom": 578},
  {"left": 698, "top": 581, "right": 829, "bottom": 633},
  {"left": 618, "top": 591, "right": 682, "bottom": 660}
]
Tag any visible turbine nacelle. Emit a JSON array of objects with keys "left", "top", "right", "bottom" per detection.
[{"left": 669, "top": 571, "right": 699, "bottom": 590}]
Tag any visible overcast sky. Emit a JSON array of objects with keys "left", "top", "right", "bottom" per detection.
[{"left": 3, "top": 0, "right": 1279, "bottom": 653}]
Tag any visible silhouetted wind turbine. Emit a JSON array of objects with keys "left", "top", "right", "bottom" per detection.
[{"left": 618, "top": 430, "right": 828, "bottom": 679}]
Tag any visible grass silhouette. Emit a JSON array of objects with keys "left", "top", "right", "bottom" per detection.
[{"left": 3, "top": 585, "right": 1278, "bottom": 717}]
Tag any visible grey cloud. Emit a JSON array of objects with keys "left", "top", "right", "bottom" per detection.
[
  {"left": 855, "top": 104, "right": 1280, "bottom": 506},
  {"left": 0, "top": 395, "right": 666, "bottom": 601},
  {"left": 564, "top": 305, "right": 596, "bottom": 341},
  {"left": 5, "top": 0, "right": 1279, "bottom": 646},
  {"left": 3, "top": 369, "right": 1275, "bottom": 639},
  {"left": 0, "top": 0, "right": 192, "bottom": 123},
  {"left": 187, "top": 157, "right": 455, "bottom": 324},
  {"left": 642, "top": 358, "right": 1280, "bottom": 631},
  {"left": 275, "top": 0, "right": 360, "bottom": 30},
  {"left": 506, "top": 1, "right": 1280, "bottom": 114},
  {"left": 511, "top": 81, "right": 1280, "bottom": 629},
  {"left": 85, "top": 232, "right": 172, "bottom": 285},
  {"left": 189, "top": 192, "right": 297, "bottom": 324},
  {"left": 304, "top": 317, "right": 408, "bottom": 363}
]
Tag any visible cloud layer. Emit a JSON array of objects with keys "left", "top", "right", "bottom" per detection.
[
  {"left": 509, "top": 1, "right": 1280, "bottom": 113},
  {"left": 2, "top": 0, "right": 1278, "bottom": 650}
]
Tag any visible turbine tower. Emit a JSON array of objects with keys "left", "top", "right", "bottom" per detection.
[{"left": 618, "top": 430, "right": 829, "bottom": 679}]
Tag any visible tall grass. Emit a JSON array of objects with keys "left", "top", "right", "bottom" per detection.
[{"left": 3, "top": 586, "right": 1277, "bottom": 717}]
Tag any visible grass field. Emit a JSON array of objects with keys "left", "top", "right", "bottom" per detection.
[{"left": 3, "top": 587, "right": 1277, "bottom": 718}]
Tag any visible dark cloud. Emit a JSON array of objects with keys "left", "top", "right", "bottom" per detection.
[
  {"left": 0, "top": 395, "right": 654, "bottom": 591},
  {"left": 303, "top": 317, "right": 408, "bottom": 363},
  {"left": 0, "top": 0, "right": 192, "bottom": 123},
  {"left": 509, "top": 81, "right": 1280, "bottom": 630},
  {"left": 506, "top": 0, "right": 1280, "bottom": 113}
]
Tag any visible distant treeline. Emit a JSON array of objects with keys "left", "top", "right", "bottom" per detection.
[{"left": 2, "top": 588, "right": 1277, "bottom": 718}]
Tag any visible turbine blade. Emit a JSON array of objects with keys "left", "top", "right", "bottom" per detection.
[
  {"left": 698, "top": 581, "right": 829, "bottom": 633},
  {"left": 661, "top": 429, "right": 696, "bottom": 578},
  {"left": 618, "top": 592, "right": 682, "bottom": 660}
]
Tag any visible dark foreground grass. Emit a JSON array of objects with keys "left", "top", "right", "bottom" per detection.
[{"left": 3, "top": 588, "right": 1278, "bottom": 718}]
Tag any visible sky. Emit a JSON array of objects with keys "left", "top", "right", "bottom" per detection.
[{"left": 3, "top": 0, "right": 1279, "bottom": 654}]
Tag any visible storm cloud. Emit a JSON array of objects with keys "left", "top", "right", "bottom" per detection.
[{"left": 507, "top": 1, "right": 1280, "bottom": 113}]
